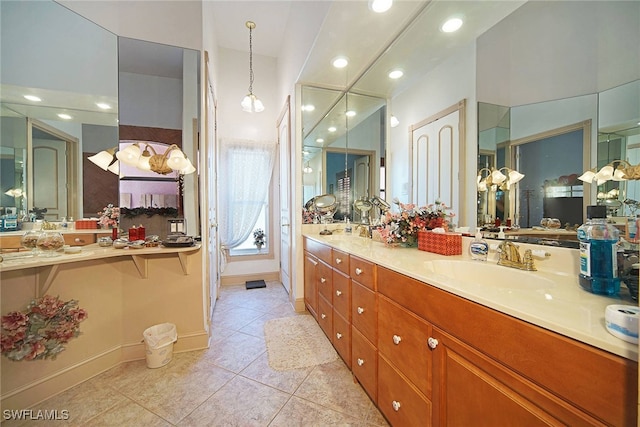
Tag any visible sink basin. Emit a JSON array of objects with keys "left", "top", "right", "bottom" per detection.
[{"left": 423, "top": 260, "right": 557, "bottom": 290}]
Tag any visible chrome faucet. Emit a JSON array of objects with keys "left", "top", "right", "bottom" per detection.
[{"left": 497, "top": 240, "right": 539, "bottom": 271}]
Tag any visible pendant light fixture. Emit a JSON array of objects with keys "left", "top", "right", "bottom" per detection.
[{"left": 241, "top": 21, "right": 264, "bottom": 113}]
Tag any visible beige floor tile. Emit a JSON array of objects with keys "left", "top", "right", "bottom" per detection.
[
  {"left": 211, "top": 306, "right": 266, "bottom": 331},
  {"left": 269, "top": 395, "right": 369, "bottom": 426},
  {"left": 201, "top": 331, "right": 266, "bottom": 373},
  {"left": 17, "top": 377, "right": 126, "bottom": 426},
  {"left": 84, "top": 398, "right": 172, "bottom": 426},
  {"left": 178, "top": 375, "right": 290, "bottom": 427},
  {"left": 239, "top": 352, "right": 313, "bottom": 394},
  {"left": 238, "top": 311, "right": 298, "bottom": 338},
  {"left": 294, "top": 360, "right": 382, "bottom": 422}
]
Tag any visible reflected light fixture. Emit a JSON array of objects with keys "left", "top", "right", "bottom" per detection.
[
  {"left": 96, "top": 102, "right": 112, "bottom": 110},
  {"left": 4, "top": 188, "right": 24, "bottom": 198},
  {"left": 115, "top": 142, "right": 196, "bottom": 175},
  {"left": 241, "top": 21, "right": 264, "bottom": 113},
  {"left": 477, "top": 167, "right": 524, "bottom": 192},
  {"left": 441, "top": 17, "right": 463, "bottom": 33},
  {"left": 304, "top": 162, "right": 313, "bottom": 174},
  {"left": 388, "top": 69, "right": 404, "bottom": 79},
  {"left": 390, "top": 115, "right": 399, "bottom": 128},
  {"left": 370, "top": 0, "right": 392, "bottom": 13},
  {"left": 332, "top": 56, "right": 349, "bottom": 69},
  {"left": 24, "top": 95, "right": 41, "bottom": 102},
  {"left": 579, "top": 159, "right": 640, "bottom": 185},
  {"left": 88, "top": 147, "right": 118, "bottom": 171},
  {"left": 57, "top": 113, "right": 72, "bottom": 120}
]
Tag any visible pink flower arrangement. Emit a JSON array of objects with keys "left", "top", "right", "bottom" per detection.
[
  {"left": 1, "top": 295, "right": 88, "bottom": 361},
  {"left": 98, "top": 204, "right": 119, "bottom": 228},
  {"left": 377, "top": 198, "right": 454, "bottom": 246}
]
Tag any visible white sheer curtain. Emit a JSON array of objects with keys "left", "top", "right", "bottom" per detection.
[{"left": 218, "top": 138, "right": 276, "bottom": 253}]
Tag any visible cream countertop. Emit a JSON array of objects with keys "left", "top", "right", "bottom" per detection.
[
  {"left": 303, "top": 230, "right": 638, "bottom": 361},
  {"left": 0, "top": 243, "right": 201, "bottom": 272}
]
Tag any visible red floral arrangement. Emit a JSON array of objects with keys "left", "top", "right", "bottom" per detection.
[
  {"left": 377, "top": 198, "right": 454, "bottom": 246},
  {"left": 1, "top": 295, "right": 88, "bottom": 361}
]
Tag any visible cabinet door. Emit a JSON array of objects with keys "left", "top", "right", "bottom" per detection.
[
  {"left": 352, "top": 326, "right": 377, "bottom": 403},
  {"left": 332, "top": 269, "right": 351, "bottom": 321},
  {"left": 332, "top": 248, "right": 350, "bottom": 275},
  {"left": 303, "top": 252, "right": 318, "bottom": 318},
  {"left": 317, "top": 294, "right": 333, "bottom": 340},
  {"left": 431, "top": 327, "right": 585, "bottom": 427},
  {"left": 317, "top": 260, "right": 333, "bottom": 304},
  {"left": 352, "top": 280, "right": 377, "bottom": 344},
  {"left": 378, "top": 353, "right": 431, "bottom": 426},
  {"left": 350, "top": 255, "right": 376, "bottom": 290},
  {"left": 378, "top": 294, "right": 432, "bottom": 398},
  {"left": 333, "top": 310, "right": 351, "bottom": 368}
]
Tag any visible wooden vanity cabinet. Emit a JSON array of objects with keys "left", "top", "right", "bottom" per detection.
[
  {"left": 378, "top": 266, "right": 638, "bottom": 427},
  {"left": 303, "top": 252, "right": 319, "bottom": 319}
]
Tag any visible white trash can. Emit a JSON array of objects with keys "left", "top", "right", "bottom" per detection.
[{"left": 143, "top": 323, "right": 177, "bottom": 368}]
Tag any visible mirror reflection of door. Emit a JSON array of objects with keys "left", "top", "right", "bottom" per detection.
[
  {"left": 411, "top": 102, "right": 463, "bottom": 220},
  {"left": 31, "top": 120, "right": 78, "bottom": 221}
]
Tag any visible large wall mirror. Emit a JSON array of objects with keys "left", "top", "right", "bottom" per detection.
[
  {"left": 0, "top": 0, "right": 118, "bottom": 221},
  {"left": 476, "top": 1, "right": 640, "bottom": 236},
  {"left": 1, "top": 0, "right": 201, "bottom": 237},
  {"left": 301, "top": 87, "right": 385, "bottom": 224}
]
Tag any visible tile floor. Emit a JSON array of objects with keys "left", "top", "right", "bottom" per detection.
[{"left": 8, "top": 281, "right": 388, "bottom": 426}]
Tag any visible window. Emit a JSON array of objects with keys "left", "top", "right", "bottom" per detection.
[{"left": 229, "top": 203, "right": 268, "bottom": 256}]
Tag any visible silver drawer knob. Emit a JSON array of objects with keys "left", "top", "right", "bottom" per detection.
[
  {"left": 393, "top": 335, "right": 402, "bottom": 345},
  {"left": 392, "top": 401, "right": 401, "bottom": 412},
  {"left": 427, "top": 337, "right": 439, "bottom": 349},
  {"left": 320, "top": 277, "right": 326, "bottom": 283},
  {"left": 336, "top": 290, "right": 342, "bottom": 296},
  {"left": 357, "top": 307, "right": 365, "bottom": 314},
  {"left": 357, "top": 358, "right": 364, "bottom": 366},
  {"left": 355, "top": 267, "right": 363, "bottom": 275},
  {"left": 321, "top": 313, "right": 326, "bottom": 319},
  {"left": 336, "top": 332, "right": 342, "bottom": 339},
  {"left": 335, "top": 257, "right": 342, "bottom": 264}
]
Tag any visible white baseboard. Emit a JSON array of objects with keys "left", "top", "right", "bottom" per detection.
[{"left": 220, "top": 271, "right": 280, "bottom": 286}]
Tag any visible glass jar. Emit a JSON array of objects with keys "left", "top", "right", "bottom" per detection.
[
  {"left": 36, "top": 232, "right": 65, "bottom": 257},
  {"left": 21, "top": 230, "right": 43, "bottom": 255}
]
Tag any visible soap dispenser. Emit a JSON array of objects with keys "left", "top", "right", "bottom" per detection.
[{"left": 469, "top": 231, "right": 489, "bottom": 261}]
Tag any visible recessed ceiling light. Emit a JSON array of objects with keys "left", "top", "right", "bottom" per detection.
[
  {"left": 328, "top": 126, "right": 337, "bottom": 132},
  {"left": 441, "top": 17, "right": 463, "bottom": 33},
  {"left": 57, "top": 113, "right": 72, "bottom": 120},
  {"left": 302, "top": 150, "right": 310, "bottom": 155},
  {"left": 370, "top": 0, "right": 392, "bottom": 13},
  {"left": 24, "top": 95, "right": 42, "bottom": 102},
  {"left": 316, "top": 138, "right": 325, "bottom": 143},
  {"left": 332, "top": 56, "right": 349, "bottom": 69},
  {"left": 301, "top": 104, "right": 315, "bottom": 112},
  {"left": 388, "top": 69, "right": 404, "bottom": 79},
  {"left": 96, "top": 102, "right": 112, "bottom": 110},
  {"left": 346, "top": 110, "right": 356, "bottom": 118},
  {"left": 390, "top": 115, "right": 399, "bottom": 128}
]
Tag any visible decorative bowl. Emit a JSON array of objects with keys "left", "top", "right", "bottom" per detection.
[{"left": 36, "top": 232, "right": 65, "bottom": 257}]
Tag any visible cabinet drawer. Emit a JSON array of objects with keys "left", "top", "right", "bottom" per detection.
[
  {"left": 352, "top": 326, "right": 377, "bottom": 403},
  {"left": 317, "top": 260, "right": 333, "bottom": 303},
  {"left": 350, "top": 256, "right": 376, "bottom": 290},
  {"left": 333, "top": 311, "right": 351, "bottom": 368},
  {"left": 352, "top": 281, "right": 377, "bottom": 343},
  {"left": 378, "top": 354, "right": 431, "bottom": 427},
  {"left": 317, "top": 295, "right": 333, "bottom": 340},
  {"left": 304, "top": 237, "right": 332, "bottom": 264},
  {"left": 64, "top": 233, "right": 97, "bottom": 246},
  {"left": 332, "top": 269, "right": 351, "bottom": 321},
  {"left": 378, "top": 295, "right": 432, "bottom": 398},
  {"left": 331, "top": 248, "right": 350, "bottom": 275}
]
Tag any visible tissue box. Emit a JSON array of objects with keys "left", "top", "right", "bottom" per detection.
[
  {"left": 75, "top": 219, "right": 98, "bottom": 229},
  {"left": 418, "top": 230, "right": 462, "bottom": 255}
]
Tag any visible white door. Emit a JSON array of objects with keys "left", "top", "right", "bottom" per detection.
[
  {"left": 33, "top": 136, "right": 67, "bottom": 220},
  {"left": 411, "top": 106, "right": 461, "bottom": 219},
  {"left": 278, "top": 97, "right": 292, "bottom": 295},
  {"left": 206, "top": 71, "right": 219, "bottom": 321}
]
